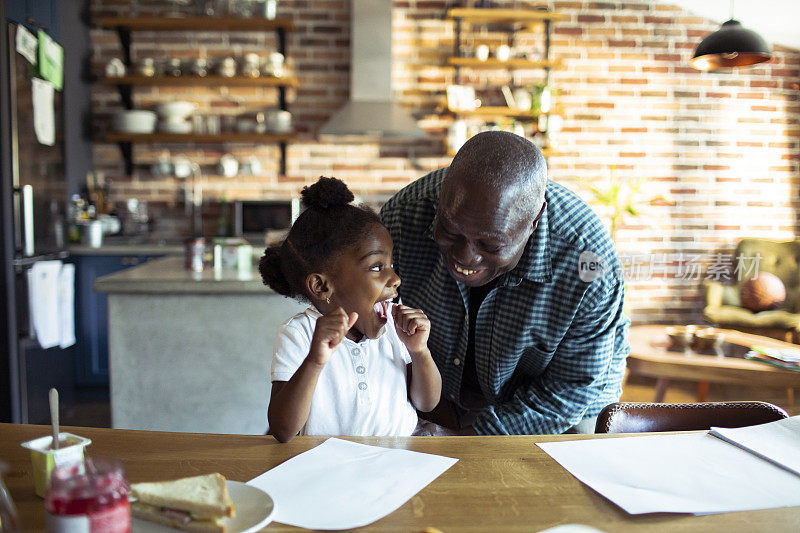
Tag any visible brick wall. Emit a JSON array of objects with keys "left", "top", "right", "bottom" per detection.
[{"left": 89, "top": 0, "right": 800, "bottom": 324}]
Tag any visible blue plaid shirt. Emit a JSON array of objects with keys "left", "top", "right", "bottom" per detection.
[{"left": 380, "top": 168, "right": 630, "bottom": 435}]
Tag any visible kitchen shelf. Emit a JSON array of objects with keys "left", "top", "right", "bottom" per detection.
[
  {"left": 106, "top": 132, "right": 296, "bottom": 143},
  {"left": 446, "top": 8, "right": 568, "bottom": 24},
  {"left": 99, "top": 15, "right": 297, "bottom": 177},
  {"left": 446, "top": 57, "right": 561, "bottom": 69},
  {"left": 99, "top": 16, "right": 296, "bottom": 32},
  {"left": 448, "top": 106, "right": 540, "bottom": 120},
  {"left": 441, "top": 8, "right": 562, "bottom": 158},
  {"left": 100, "top": 75, "right": 298, "bottom": 88}
]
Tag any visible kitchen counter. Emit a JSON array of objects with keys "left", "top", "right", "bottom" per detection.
[
  {"left": 93, "top": 255, "right": 306, "bottom": 434},
  {"left": 68, "top": 243, "right": 184, "bottom": 256},
  {"left": 94, "top": 255, "right": 267, "bottom": 294}
]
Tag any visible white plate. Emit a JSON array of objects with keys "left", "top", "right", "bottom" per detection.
[{"left": 132, "top": 480, "right": 274, "bottom": 533}]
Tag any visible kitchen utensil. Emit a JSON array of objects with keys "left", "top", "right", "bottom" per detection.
[
  {"left": 218, "top": 154, "right": 239, "bottom": 178},
  {"left": 165, "top": 57, "right": 183, "bottom": 77},
  {"left": 137, "top": 57, "right": 156, "bottom": 77},
  {"left": 496, "top": 44, "right": 511, "bottom": 61},
  {"left": 240, "top": 155, "right": 262, "bottom": 175},
  {"left": 236, "top": 116, "right": 256, "bottom": 133},
  {"left": 218, "top": 57, "right": 237, "bottom": 77},
  {"left": 264, "top": 52, "right": 284, "bottom": 77},
  {"left": 241, "top": 53, "right": 261, "bottom": 77},
  {"left": 112, "top": 110, "right": 157, "bottom": 134},
  {"left": 260, "top": 0, "right": 278, "bottom": 19},
  {"left": 172, "top": 156, "right": 194, "bottom": 179},
  {"left": 49, "top": 388, "right": 59, "bottom": 450},
  {"left": 511, "top": 88, "right": 532, "bottom": 111},
  {"left": 156, "top": 101, "right": 197, "bottom": 120},
  {"left": 264, "top": 109, "right": 292, "bottom": 133},
  {"left": 105, "top": 58, "right": 126, "bottom": 78},
  {"left": 192, "top": 114, "right": 206, "bottom": 134},
  {"left": 191, "top": 57, "right": 209, "bottom": 77},
  {"left": 206, "top": 115, "right": 221, "bottom": 134},
  {"left": 159, "top": 120, "right": 193, "bottom": 134},
  {"left": 81, "top": 220, "right": 104, "bottom": 248},
  {"left": 151, "top": 151, "right": 172, "bottom": 178}
]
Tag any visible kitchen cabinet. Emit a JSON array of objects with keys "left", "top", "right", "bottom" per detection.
[
  {"left": 72, "top": 253, "right": 167, "bottom": 387},
  {"left": 444, "top": 8, "right": 566, "bottom": 155},
  {"left": 98, "top": 16, "right": 296, "bottom": 175}
]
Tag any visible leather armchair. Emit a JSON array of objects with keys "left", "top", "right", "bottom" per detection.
[
  {"left": 703, "top": 238, "right": 800, "bottom": 343},
  {"left": 595, "top": 401, "right": 788, "bottom": 433}
]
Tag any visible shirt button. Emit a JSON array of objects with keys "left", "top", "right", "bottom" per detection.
[
  {"left": 449, "top": 393, "right": 456, "bottom": 400},
  {"left": 358, "top": 382, "right": 368, "bottom": 390},
  {"left": 356, "top": 366, "right": 365, "bottom": 374},
  {"left": 453, "top": 358, "right": 461, "bottom": 366},
  {"left": 352, "top": 348, "right": 361, "bottom": 356}
]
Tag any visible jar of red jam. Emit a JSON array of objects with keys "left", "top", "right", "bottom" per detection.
[{"left": 45, "top": 457, "right": 130, "bottom": 533}]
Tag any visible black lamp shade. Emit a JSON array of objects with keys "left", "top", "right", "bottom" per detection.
[{"left": 691, "top": 19, "right": 772, "bottom": 71}]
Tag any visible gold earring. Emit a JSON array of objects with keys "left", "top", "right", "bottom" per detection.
[{"left": 326, "top": 296, "right": 331, "bottom": 304}]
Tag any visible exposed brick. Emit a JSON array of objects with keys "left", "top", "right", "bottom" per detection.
[
  {"left": 577, "top": 15, "right": 606, "bottom": 23},
  {"left": 88, "top": 0, "right": 800, "bottom": 326}
]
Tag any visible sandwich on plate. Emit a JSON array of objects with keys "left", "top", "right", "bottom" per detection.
[{"left": 130, "top": 472, "right": 236, "bottom": 532}]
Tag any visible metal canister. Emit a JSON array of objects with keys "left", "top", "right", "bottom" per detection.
[{"left": 185, "top": 237, "right": 205, "bottom": 272}]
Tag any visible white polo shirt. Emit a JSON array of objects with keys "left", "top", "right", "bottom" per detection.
[{"left": 271, "top": 307, "right": 419, "bottom": 436}]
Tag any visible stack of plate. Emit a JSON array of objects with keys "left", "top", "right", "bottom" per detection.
[{"left": 112, "top": 110, "right": 157, "bottom": 134}]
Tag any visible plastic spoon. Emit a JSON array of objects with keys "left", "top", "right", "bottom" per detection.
[{"left": 49, "top": 388, "right": 59, "bottom": 450}]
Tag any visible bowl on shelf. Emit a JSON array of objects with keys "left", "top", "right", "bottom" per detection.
[
  {"left": 112, "top": 110, "right": 157, "bottom": 134},
  {"left": 692, "top": 328, "right": 725, "bottom": 350},
  {"left": 156, "top": 101, "right": 197, "bottom": 121}
]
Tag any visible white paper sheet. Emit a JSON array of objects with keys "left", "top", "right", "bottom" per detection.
[
  {"left": 15, "top": 24, "right": 37, "bottom": 64},
  {"left": 28, "top": 260, "right": 62, "bottom": 349},
  {"left": 247, "top": 438, "right": 457, "bottom": 530},
  {"left": 537, "top": 432, "right": 800, "bottom": 515},
  {"left": 32, "top": 77, "right": 55, "bottom": 146},
  {"left": 710, "top": 416, "right": 800, "bottom": 477},
  {"left": 58, "top": 263, "right": 75, "bottom": 348}
]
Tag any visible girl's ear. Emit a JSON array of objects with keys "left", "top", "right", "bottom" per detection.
[{"left": 306, "top": 273, "right": 332, "bottom": 302}]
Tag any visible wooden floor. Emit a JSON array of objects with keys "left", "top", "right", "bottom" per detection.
[{"left": 621, "top": 374, "right": 799, "bottom": 416}]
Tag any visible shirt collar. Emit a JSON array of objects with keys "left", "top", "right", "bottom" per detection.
[
  {"left": 424, "top": 197, "right": 553, "bottom": 286},
  {"left": 304, "top": 307, "right": 386, "bottom": 344}
]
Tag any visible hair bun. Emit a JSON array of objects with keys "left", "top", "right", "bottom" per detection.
[{"left": 300, "top": 177, "right": 354, "bottom": 210}]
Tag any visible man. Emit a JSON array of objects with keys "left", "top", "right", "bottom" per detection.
[{"left": 380, "top": 131, "right": 629, "bottom": 435}]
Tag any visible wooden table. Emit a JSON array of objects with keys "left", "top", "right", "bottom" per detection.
[
  {"left": 2, "top": 424, "right": 799, "bottom": 531},
  {"left": 627, "top": 325, "right": 800, "bottom": 403}
]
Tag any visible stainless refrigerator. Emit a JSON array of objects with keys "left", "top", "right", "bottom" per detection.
[{"left": 1, "top": 20, "right": 72, "bottom": 423}]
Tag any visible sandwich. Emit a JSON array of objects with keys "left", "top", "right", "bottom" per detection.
[{"left": 130, "top": 473, "right": 236, "bottom": 532}]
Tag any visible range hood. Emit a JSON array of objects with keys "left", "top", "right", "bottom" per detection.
[{"left": 318, "top": 0, "right": 427, "bottom": 139}]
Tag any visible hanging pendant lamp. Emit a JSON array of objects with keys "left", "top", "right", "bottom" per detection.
[{"left": 690, "top": 1, "right": 771, "bottom": 71}]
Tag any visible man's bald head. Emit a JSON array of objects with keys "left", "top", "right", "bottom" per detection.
[
  {"left": 446, "top": 131, "right": 547, "bottom": 222},
  {"left": 433, "top": 132, "right": 548, "bottom": 286}
]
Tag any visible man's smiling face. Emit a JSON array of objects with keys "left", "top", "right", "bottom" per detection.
[{"left": 432, "top": 174, "right": 542, "bottom": 288}]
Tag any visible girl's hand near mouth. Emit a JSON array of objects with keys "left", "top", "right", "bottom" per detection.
[
  {"left": 310, "top": 308, "right": 358, "bottom": 365},
  {"left": 392, "top": 304, "right": 430, "bottom": 355}
]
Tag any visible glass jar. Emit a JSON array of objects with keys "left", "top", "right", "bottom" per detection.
[
  {"left": 137, "top": 57, "right": 156, "bottom": 77},
  {"left": 166, "top": 58, "right": 183, "bottom": 77},
  {"left": 45, "top": 457, "right": 130, "bottom": 533},
  {"left": 0, "top": 461, "right": 20, "bottom": 533},
  {"left": 218, "top": 57, "right": 237, "bottom": 78},
  {"left": 241, "top": 53, "right": 261, "bottom": 78}
]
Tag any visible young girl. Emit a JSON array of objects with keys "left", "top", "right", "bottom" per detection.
[{"left": 259, "top": 177, "right": 442, "bottom": 442}]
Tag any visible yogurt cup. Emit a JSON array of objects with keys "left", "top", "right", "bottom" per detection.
[{"left": 21, "top": 433, "right": 91, "bottom": 498}]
